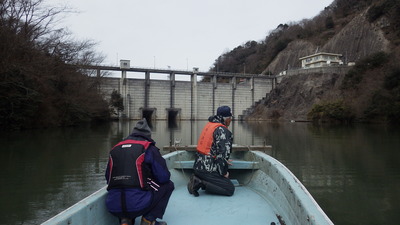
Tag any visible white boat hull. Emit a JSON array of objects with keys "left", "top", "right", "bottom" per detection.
[{"left": 42, "top": 150, "right": 333, "bottom": 225}]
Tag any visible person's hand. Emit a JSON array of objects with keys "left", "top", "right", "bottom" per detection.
[
  {"left": 228, "top": 159, "right": 233, "bottom": 165},
  {"left": 224, "top": 172, "right": 229, "bottom": 178}
]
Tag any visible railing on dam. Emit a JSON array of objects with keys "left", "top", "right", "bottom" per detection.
[
  {"left": 80, "top": 64, "right": 274, "bottom": 79},
  {"left": 81, "top": 62, "right": 277, "bottom": 122}
]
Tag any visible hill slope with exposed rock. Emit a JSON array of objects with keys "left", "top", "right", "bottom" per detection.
[
  {"left": 250, "top": 71, "right": 348, "bottom": 121},
  {"left": 263, "top": 9, "right": 391, "bottom": 74},
  {"left": 212, "top": 0, "right": 400, "bottom": 123}
]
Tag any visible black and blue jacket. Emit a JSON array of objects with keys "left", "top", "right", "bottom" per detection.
[{"left": 105, "top": 133, "right": 171, "bottom": 213}]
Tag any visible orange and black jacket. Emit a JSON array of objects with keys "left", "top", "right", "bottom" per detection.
[{"left": 193, "top": 115, "right": 233, "bottom": 176}]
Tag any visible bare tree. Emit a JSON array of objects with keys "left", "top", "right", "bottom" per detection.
[{"left": 0, "top": 0, "right": 109, "bottom": 130}]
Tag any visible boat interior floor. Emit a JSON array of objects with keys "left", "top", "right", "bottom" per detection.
[{"left": 134, "top": 170, "right": 280, "bottom": 225}]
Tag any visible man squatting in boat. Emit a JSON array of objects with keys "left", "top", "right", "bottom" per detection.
[
  {"left": 105, "top": 118, "right": 174, "bottom": 225},
  {"left": 187, "top": 105, "right": 235, "bottom": 197}
]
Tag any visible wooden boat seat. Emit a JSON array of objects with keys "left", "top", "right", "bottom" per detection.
[
  {"left": 173, "top": 160, "right": 260, "bottom": 170},
  {"left": 163, "top": 145, "right": 272, "bottom": 152}
]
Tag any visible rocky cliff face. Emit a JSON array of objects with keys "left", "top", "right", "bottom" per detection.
[
  {"left": 262, "top": 40, "right": 316, "bottom": 74},
  {"left": 322, "top": 11, "right": 390, "bottom": 62},
  {"left": 249, "top": 7, "right": 398, "bottom": 122},
  {"left": 263, "top": 10, "right": 391, "bottom": 74},
  {"left": 250, "top": 71, "right": 346, "bottom": 121}
]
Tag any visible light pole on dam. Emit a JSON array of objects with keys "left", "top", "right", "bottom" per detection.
[{"left": 119, "top": 60, "right": 130, "bottom": 119}]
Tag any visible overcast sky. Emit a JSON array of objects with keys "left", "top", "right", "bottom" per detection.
[{"left": 51, "top": 0, "right": 333, "bottom": 72}]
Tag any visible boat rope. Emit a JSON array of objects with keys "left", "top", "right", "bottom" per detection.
[{"left": 173, "top": 138, "right": 189, "bottom": 181}]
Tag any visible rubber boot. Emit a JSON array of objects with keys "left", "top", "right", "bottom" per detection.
[
  {"left": 120, "top": 218, "right": 133, "bottom": 225},
  {"left": 140, "top": 216, "right": 167, "bottom": 225},
  {"left": 187, "top": 174, "right": 203, "bottom": 197}
]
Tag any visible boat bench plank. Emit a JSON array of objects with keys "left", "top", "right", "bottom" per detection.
[
  {"left": 163, "top": 145, "right": 271, "bottom": 152},
  {"left": 173, "top": 160, "right": 259, "bottom": 170}
]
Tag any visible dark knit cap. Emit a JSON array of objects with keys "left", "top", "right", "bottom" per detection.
[
  {"left": 217, "top": 106, "right": 232, "bottom": 117},
  {"left": 132, "top": 118, "right": 152, "bottom": 138}
]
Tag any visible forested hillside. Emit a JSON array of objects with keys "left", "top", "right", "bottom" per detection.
[
  {"left": 213, "top": 0, "right": 400, "bottom": 123},
  {"left": 211, "top": 0, "right": 400, "bottom": 75},
  {"left": 0, "top": 0, "right": 111, "bottom": 130}
]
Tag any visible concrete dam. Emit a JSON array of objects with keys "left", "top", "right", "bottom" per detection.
[{"left": 93, "top": 61, "right": 276, "bottom": 122}]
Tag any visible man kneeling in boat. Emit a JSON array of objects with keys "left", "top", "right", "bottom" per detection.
[
  {"left": 188, "top": 106, "right": 235, "bottom": 197},
  {"left": 105, "top": 118, "right": 174, "bottom": 225}
]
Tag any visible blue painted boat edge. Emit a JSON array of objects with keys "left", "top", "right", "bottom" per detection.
[
  {"left": 252, "top": 151, "right": 334, "bottom": 225},
  {"left": 40, "top": 186, "right": 117, "bottom": 225}
]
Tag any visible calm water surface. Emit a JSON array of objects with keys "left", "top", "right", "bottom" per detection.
[{"left": 0, "top": 121, "right": 399, "bottom": 225}]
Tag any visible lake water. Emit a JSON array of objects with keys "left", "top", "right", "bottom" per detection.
[{"left": 0, "top": 120, "right": 399, "bottom": 225}]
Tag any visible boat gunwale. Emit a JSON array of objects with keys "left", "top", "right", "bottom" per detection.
[{"left": 250, "top": 151, "right": 334, "bottom": 225}]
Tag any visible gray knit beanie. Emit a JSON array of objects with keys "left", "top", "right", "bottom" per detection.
[{"left": 132, "top": 118, "right": 152, "bottom": 138}]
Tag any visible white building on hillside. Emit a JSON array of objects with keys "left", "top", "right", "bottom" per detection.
[{"left": 299, "top": 52, "right": 343, "bottom": 69}]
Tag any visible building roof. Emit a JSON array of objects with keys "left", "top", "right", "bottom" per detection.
[{"left": 299, "top": 52, "right": 342, "bottom": 60}]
